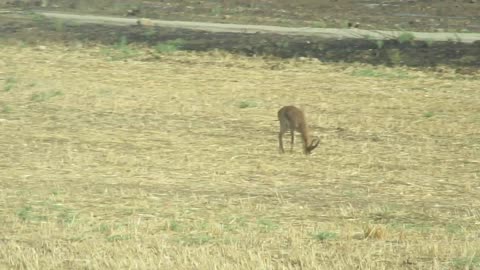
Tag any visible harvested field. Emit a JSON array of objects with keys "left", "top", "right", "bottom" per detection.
[{"left": 0, "top": 43, "right": 480, "bottom": 269}]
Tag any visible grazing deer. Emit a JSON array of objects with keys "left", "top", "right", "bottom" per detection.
[{"left": 277, "top": 106, "right": 320, "bottom": 155}]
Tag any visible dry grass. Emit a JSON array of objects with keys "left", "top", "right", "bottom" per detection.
[{"left": 0, "top": 42, "right": 479, "bottom": 269}]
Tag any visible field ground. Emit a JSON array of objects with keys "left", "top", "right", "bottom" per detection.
[
  {"left": 3, "top": 0, "right": 480, "bottom": 33},
  {"left": 1, "top": 39, "right": 480, "bottom": 269}
]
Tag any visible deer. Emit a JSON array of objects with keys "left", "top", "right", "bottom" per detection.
[{"left": 277, "top": 106, "right": 320, "bottom": 155}]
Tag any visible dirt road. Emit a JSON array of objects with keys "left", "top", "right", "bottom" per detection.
[
  {"left": 22, "top": 10, "right": 480, "bottom": 44},
  {"left": 2, "top": 9, "right": 478, "bottom": 67}
]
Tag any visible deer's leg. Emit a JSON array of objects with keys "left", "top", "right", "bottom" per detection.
[
  {"left": 279, "top": 120, "right": 290, "bottom": 154},
  {"left": 290, "top": 129, "right": 295, "bottom": 153},
  {"left": 278, "top": 131, "right": 285, "bottom": 153}
]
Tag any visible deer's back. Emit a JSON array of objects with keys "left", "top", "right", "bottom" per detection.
[{"left": 278, "top": 106, "right": 306, "bottom": 130}]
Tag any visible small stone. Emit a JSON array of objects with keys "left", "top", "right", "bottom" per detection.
[
  {"left": 137, "top": 18, "right": 154, "bottom": 26},
  {"left": 126, "top": 8, "right": 140, "bottom": 17}
]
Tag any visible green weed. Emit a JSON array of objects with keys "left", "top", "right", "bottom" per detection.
[
  {"left": 4, "top": 77, "right": 16, "bottom": 92},
  {"left": 164, "top": 219, "right": 181, "bottom": 231},
  {"left": 423, "top": 111, "right": 434, "bottom": 118},
  {"left": 143, "top": 28, "right": 157, "bottom": 38},
  {"left": 106, "top": 234, "right": 132, "bottom": 242},
  {"left": 375, "top": 40, "right": 384, "bottom": 49},
  {"left": 101, "top": 36, "right": 141, "bottom": 61},
  {"left": 446, "top": 223, "right": 465, "bottom": 235},
  {"left": 211, "top": 5, "right": 223, "bottom": 16},
  {"left": 425, "top": 39, "right": 434, "bottom": 47},
  {"left": 451, "top": 256, "right": 480, "bottom": 269},
  {"left": 154, "top": 39, "right": 186, "bottom": 54},
  {"left": 1, "top": 103, "right": 12, "bottom": 113},
  {"left": 53, "top": 19, "right": 65, "bottom": 32},
  {"left": 17, "top": 205, "right": 48, "bottom": 222},
  {"left": 312, "top": 231, "right": 337, "bottom": 241},
  {"left": 31, "top": 90, "right": 63, "bottom": 102},
  {"left": 239, "top": 100, "right": 258, "bottom": 108},
  {"left": 397, "top": 32, "right": 415, "bottom": 44},
  {"left": 30, "top": 13, "right": 48, "bottom": 23},
  {"left": 311, "top": 20, "right": 327, "bottom": 28},
  {"left": 386, "top": 49, "right": 403, "bottom": 65},
  {"left": 179, "top": 233, "right": 212, "bottom": 245},
  {"left": 351, "top": 68, "right": 411, "bottom": 79},
  {"left": 402, "top": 223, "right": 432, "bottom": 233},
  {"left": 257, "top": 218, "right": 279, "bottom": 232},
  {"left": 222, "top": 216, "right": 247, "bottom": 232}
]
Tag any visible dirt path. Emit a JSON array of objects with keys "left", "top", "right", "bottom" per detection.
[
  {"left": 1, "top": 9, "right": 478, "bottom": 67},
  {"left": 18, "top": 10, "right": 480, "bottom": 44}
]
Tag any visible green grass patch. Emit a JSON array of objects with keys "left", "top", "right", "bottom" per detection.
[
  {"left": 3, "top": 77, "right": 16, "bottom": 92},
  {"left": 312, "top": 231, "right": 337, "bottom": 241},
  {"left": 257, "top": 218, "right": 279, "bottom": 232},
  {"left": 386, "top": 49, "right": 403, "bottom": 65},
  {"left": 31, "top": 90, "right": 63, "bottom": 102},
  {"left": 143, "top": 28, "right": 157, "bottom": 38},
  {"left": 451, "top": 256, "right": 480, "bottom": 269},
  {"left": 391, "top": 223, "right": 432, "bottom": 233},
  {"left": 53, "top": 19, "right": 65, "bottom": 32},
  {"left": 102, "top": 36, "right": 141, "bottom": 61},
  {"left": 211, "top": 5, "right": 224, "bottom": 16},
  {"left": 239, "top": 100, "right": 258, "bottom": 109},
  {"left": 164, "top": 219, "right": 182, "bottom": 231},
  {"left": 1, "top": 103, "right": 12, "bottom": 113},
  {"left": 23, "top": 199, "right": 78, "bottom": 225},
  {"left": 423, "top": 111, "right": 434, "bottom": 118},
  {"left": 397, "top": 32, "right": 416, "bottom": 44},
  {"left": 446, "top": 223, "right": 465, "bottom": 235},
  {"left": 154, "top": 39, "right": 186, "bottom": 54},
  {"left": 222, "top": 216, "right": 248, "bottom": 232},
  {"left": 375, "top": 40, "right": 384, "bottom": 49},
  {"left": 311, "top": 20, "right": 327, "bottom": 28},
  {"left": 351, "top": 68, "right": 412, "bottom": 79},
  {"left": 17, "top": 205, "right": 48, "bottom": 222},
  {"left": 179, "top": 233, "right": 212, "bottom": 245},
  {"left": 106, "top": 234, "right": 132, "bottom": 242}
]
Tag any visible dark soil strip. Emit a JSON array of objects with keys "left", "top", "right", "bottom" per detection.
[{"left": 2, "top": 19, "right": 479, "bottom": 68}]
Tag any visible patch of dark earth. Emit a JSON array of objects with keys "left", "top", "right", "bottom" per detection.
[{"left": 1, "top": 18, "right": 479, "bottom": 70}]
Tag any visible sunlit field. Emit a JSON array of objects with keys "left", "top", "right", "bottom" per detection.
[{"left": 1, "top": 43, "right": 479, "bottom": 269}]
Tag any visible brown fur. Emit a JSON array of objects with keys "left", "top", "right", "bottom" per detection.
[{"left": 277, "top": 106, "right": 320, "bottom": 155}]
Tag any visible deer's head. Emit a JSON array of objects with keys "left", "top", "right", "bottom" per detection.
[{"left": 305, "top": 137, "right": 320, "bottom": 155}]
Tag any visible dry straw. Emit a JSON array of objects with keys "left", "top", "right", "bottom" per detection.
[{"left": 0, "top": 43, "right": 479, "bottom": 269}]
